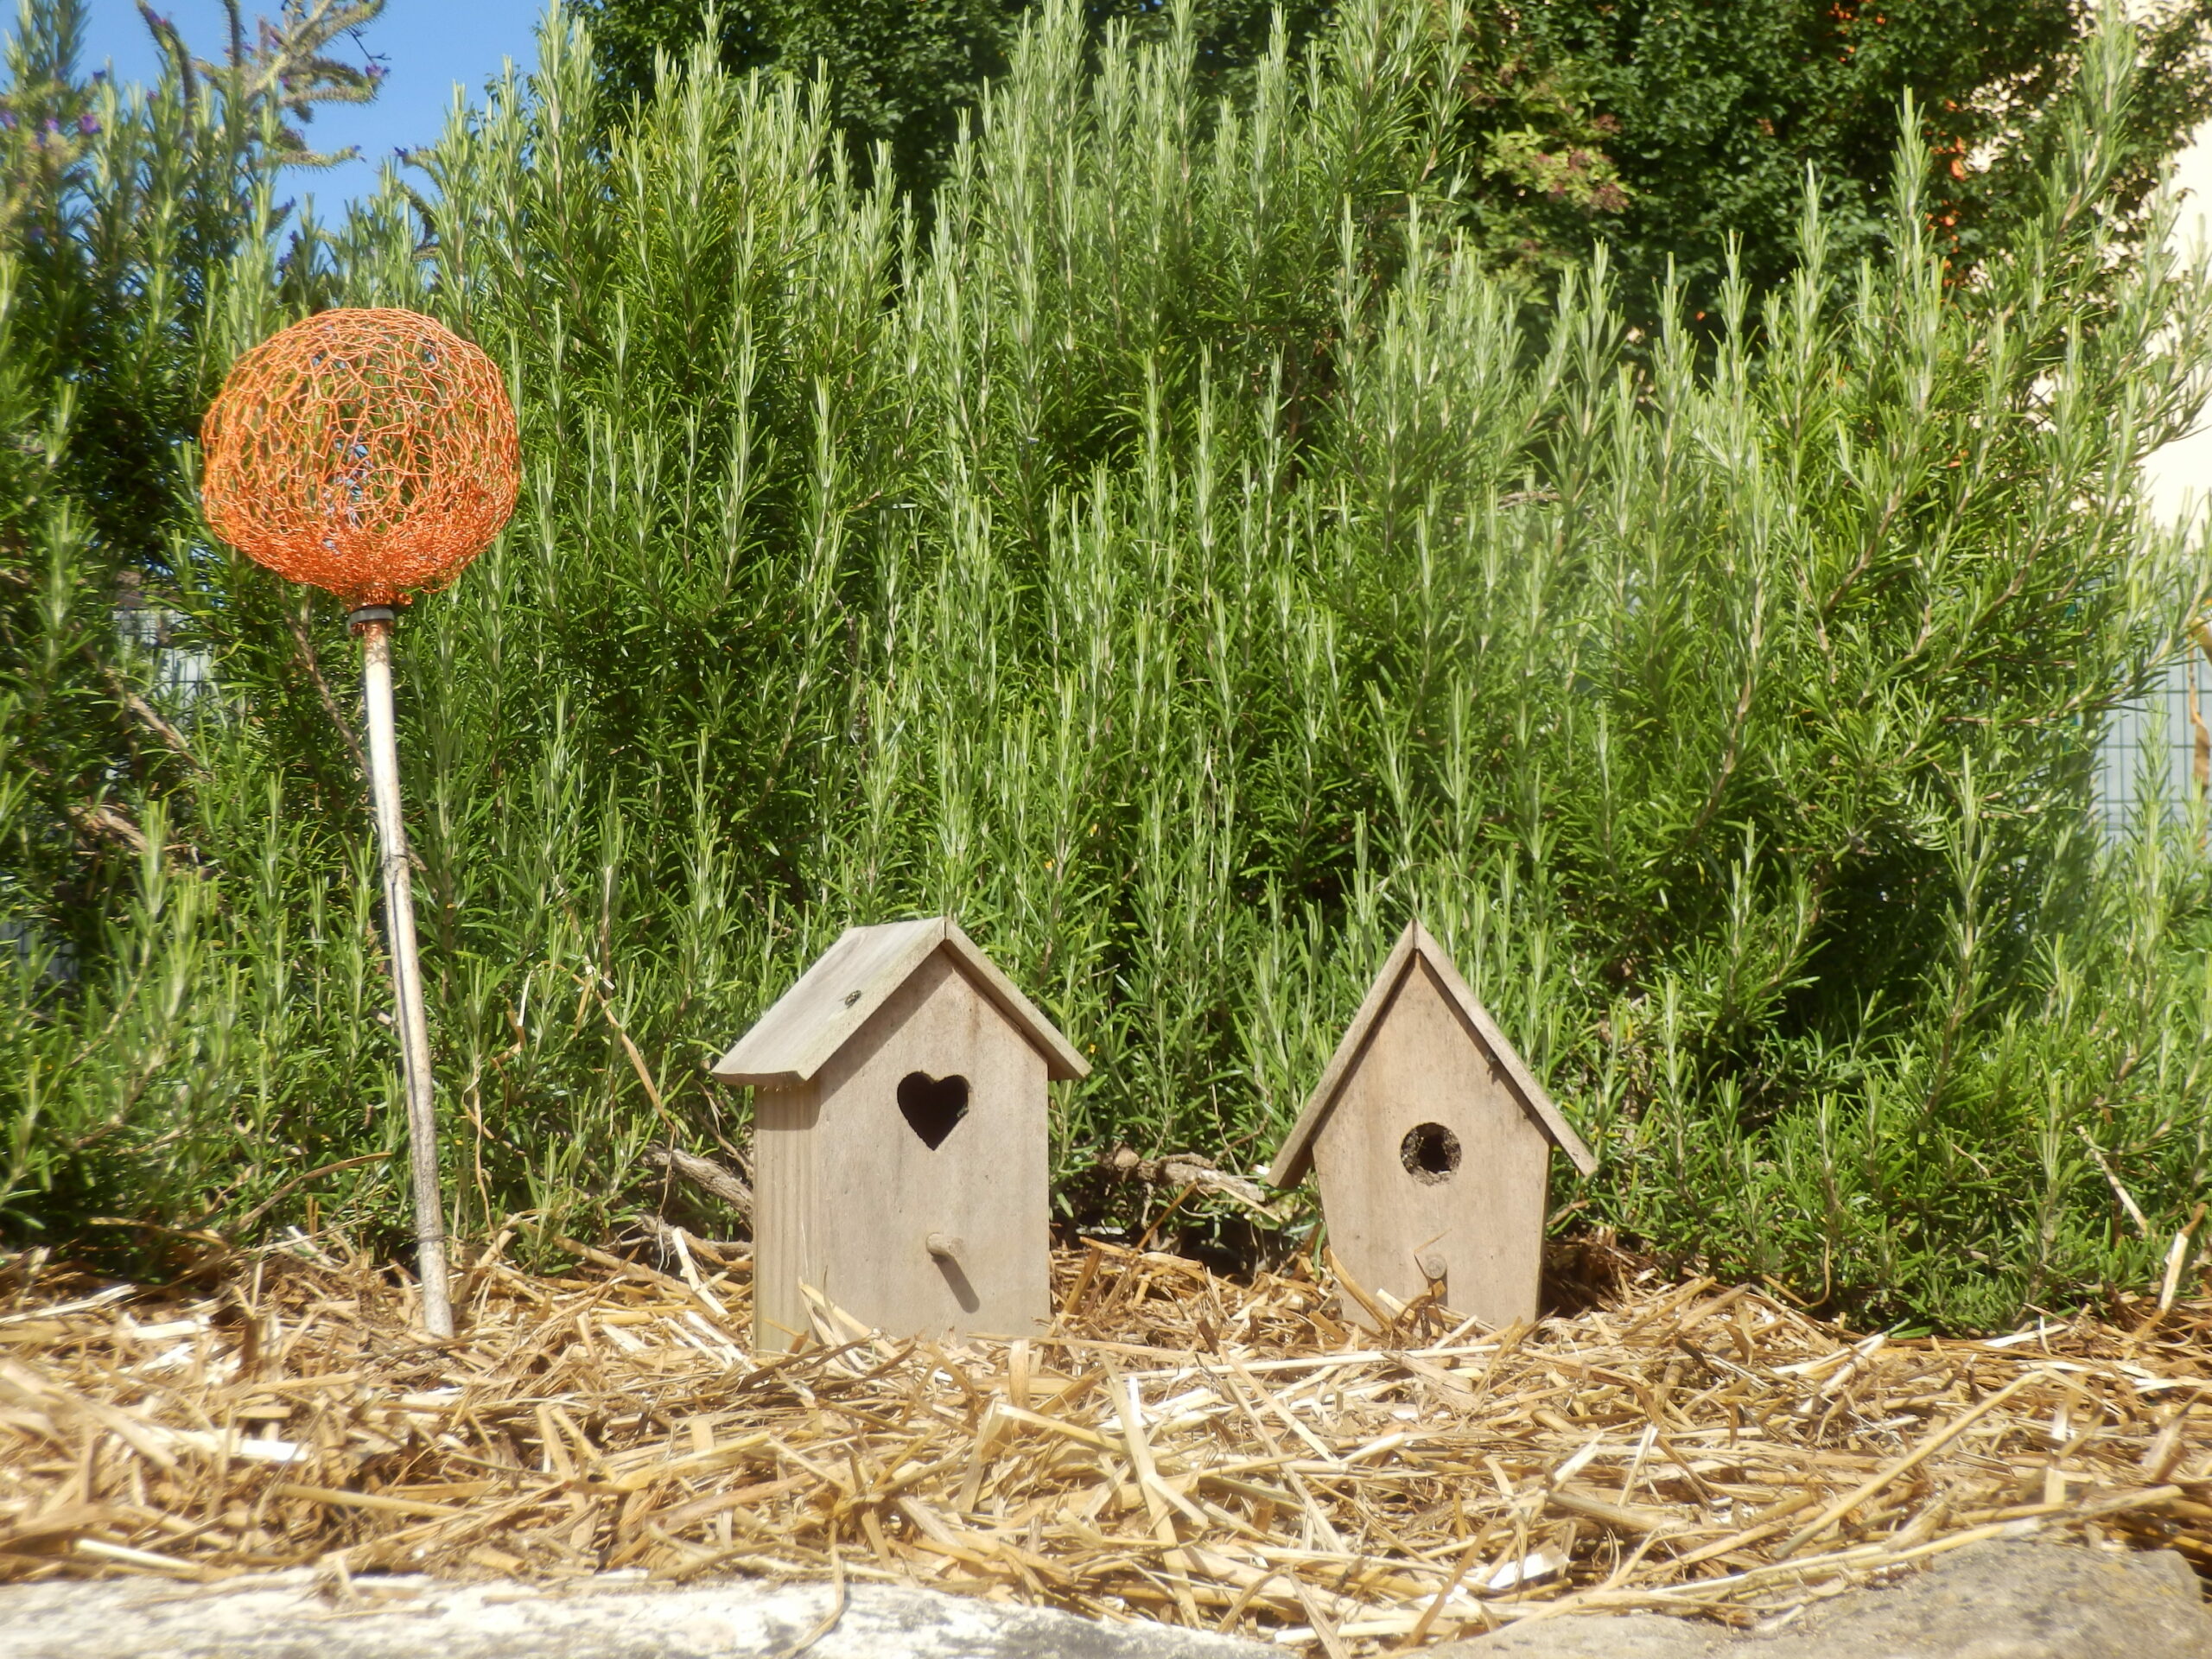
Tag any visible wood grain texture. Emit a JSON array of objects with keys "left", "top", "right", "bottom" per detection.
[
  {"left": 1402, "top": 921, "right": 1594, "bottom": 1175},
  {"left": 1310, "top": 956, "right": 1552, "bottom": 1331},
  {"left": 713, "top": 918, "right": 945, "bottom": 1088},
  {"left": 936, "top": 918, "right": 1089, "bottom": 1080},
  {"left": 751, "top": 1079, "right": 820, "bottom": 1353},
  {"left": 749, "top": 949, "right": 1052, "bottom": 1350}
]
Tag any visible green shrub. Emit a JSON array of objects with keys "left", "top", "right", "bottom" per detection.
[{"left": 4, "top": 0, "right": 2209, "bottom": 1327}]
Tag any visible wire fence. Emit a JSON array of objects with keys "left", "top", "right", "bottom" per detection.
[{"left": 2097, "top": 645, "right": 2212, "bottom": 832}]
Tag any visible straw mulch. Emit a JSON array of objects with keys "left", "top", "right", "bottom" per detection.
[{"left": 1, "top": 1232, "right": 2208, "bottom": 1653}]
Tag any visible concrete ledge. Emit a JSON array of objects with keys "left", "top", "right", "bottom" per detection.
[
  {"left": 0, "top": 1569, "right": 1275, "bottom": 1659},
  {"left": 1438, "top": 1540, "right": 2212, "bottom": 1659},
  {"left": 1, "top": 1539, "right": 2203, "bottom": 1658}
]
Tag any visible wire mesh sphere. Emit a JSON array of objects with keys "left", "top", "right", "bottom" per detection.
[{"left": 200, "top": 308, "right": 519, "bottom": 607}]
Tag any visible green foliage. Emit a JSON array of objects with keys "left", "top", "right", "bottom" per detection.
[
  {"left": 582, "top": 0, "right": 2212, "bottom": 312},
  {"left": 579, "top": 0, "right": 1027, "bottom": 197},
  {"left": 577, "top": 0, "right": 1334, "bottom": 202},
  {"left": 0, "top": 0, "right": 313, "bottom": 971},
  {"left": 4, "top": 0, "right": 2210, "bottom": 1328},
  {"left": 137, "top": 0, "right": 392, "bottom": 168},
  {"left": 1503, "top": 0, "right": 2212, "bottom": 313},
  {"left": 0, "top": 0, "right": 397, "bottom": 1251}
]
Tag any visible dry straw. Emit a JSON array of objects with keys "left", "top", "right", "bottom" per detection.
[
  {"left": 0, "top": 1240, "right": 2205, "bottom": 1652},
  {"left": 200, "top": 308, "right": 519, "bottom": 607}
]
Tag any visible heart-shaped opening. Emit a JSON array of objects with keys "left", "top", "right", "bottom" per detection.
[{"left": 897, "top": 1071, "right": 970, "bottom": 1151}]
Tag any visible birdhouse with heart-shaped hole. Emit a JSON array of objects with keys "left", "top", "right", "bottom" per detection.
[
  {"left": 713, "top": 917, "right": 1086, "bottom": 1352},
  {"left": 1268, "top": 920, "right": 1595, "bottom": 1332}
]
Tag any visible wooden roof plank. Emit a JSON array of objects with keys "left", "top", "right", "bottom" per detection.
[
  {"left": 1264, "top": 924, "right": 1421, "bottom": 1189},
  {"left": 1266, "top": 918, "right": 1596, "bottom": 1187},
  {"left": 1408, "top": 920, "right": 1596, "bottom": 1176},
  {"left": 710, "top": 916, "right": 1089, "bottom": 1087},
  {"left": 938, "top": 918, "right": 1090, "bottom": 1082},
  {"left": 711, "top": 918, "right": 946, "bottom": 1087}
]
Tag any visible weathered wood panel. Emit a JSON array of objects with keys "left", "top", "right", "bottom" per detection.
[
  {"left": 715, "top": 917, "right": 1089, "bottom": 1088},
  {"left": 788, "top": 949, "right": 1052, "bottom": 1344},
  {"left": 1313, "top": 956, "right": 1551, "bottom": 1330},
  {"left": 752, "top": 1078, "right": 821, "bottom": 1354}
]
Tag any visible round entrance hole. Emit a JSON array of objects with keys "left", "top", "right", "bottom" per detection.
[{"left": 1400, "top": 1122, "right": 1461, "bottom": 1185}]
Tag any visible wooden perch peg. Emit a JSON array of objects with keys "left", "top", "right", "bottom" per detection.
[{"left": 926, "top": 1232, "right": 967, "bottom": 1263}]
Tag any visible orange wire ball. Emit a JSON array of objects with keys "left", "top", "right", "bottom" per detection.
[{"left": 200, "top": 308, "right": 520, "bottom": 607}]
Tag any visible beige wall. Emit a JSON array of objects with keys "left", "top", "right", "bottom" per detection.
[{"left": 2144, "top": 120, "right": 2212, "bottom": 524}]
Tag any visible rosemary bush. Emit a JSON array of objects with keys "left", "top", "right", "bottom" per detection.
[{"left": 4, "top": 0, "right": 2210, "bottom": 1326}]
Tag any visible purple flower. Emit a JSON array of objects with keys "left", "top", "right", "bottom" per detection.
[
  {"left": 1, "top": 111, "right": 16, "bottom": 130},
  {"left": 41, "top": 117, "right": 59, "bottom": 135},
  {"left": 77, "top": 113, "right": 99, "bottom": 136}
]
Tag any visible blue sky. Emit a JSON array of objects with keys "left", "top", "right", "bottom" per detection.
[{"left": 71, "top": 0, "right": 550, "bottom": 207}]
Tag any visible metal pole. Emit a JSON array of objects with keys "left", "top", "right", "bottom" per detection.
[{"left": 351, "top": 605, "right": 454, "bottom": 1339}]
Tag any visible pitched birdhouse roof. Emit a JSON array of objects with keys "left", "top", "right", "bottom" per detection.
[
  {"left": 711, "top": 916, "right": 1089, "bottom": 1088},
  {"left": 1268, "top": 919, "right": 1596, "bottom": 1187}
]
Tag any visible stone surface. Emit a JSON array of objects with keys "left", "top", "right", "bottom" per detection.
[
  {"left": 1437, "top": 1540, "right": 2212, "bottom": 1659},
  {"left": 0, "top": 1539, "right": 2202, "bottom": 1658},
  {"left": 0, "top": 1568, "right": 1274, "bottom": 1659}
]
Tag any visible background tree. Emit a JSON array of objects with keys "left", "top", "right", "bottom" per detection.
[
  {"left": 135, "top": 0, "right": 389, "bottom": 168},
  {"left": 577, "top": 0, "right": 1333, "bottom": 200},
  {"left": 582, "top": 0, "right": 2212, "bottom": 311},
  {"left": 1497, "top": 0, "right": 2212, "bottom": 312}
]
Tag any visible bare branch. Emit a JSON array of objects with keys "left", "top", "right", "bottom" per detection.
[
  {"left": 644, "top": 1145, "right": 753, "bottom": 1220},
  {"left": 1097, "top": 1146, "right": 1285, "bottom": 1218}
]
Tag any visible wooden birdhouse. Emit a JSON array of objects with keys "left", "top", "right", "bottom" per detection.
[
  {"left": 1268, "top": 920, "right": 1595, "bottom": 1331},
  {"left": 712, "top": 917, "right": 1087, "bottom": 1353}
]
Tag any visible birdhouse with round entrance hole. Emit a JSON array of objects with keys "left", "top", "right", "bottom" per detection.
[
  {"left": 712, "top": 917, "right": 1087, "bottom": 1353},
  {"left": 1268, "top": 920, "right": 1595, "bottom": 1331}
]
